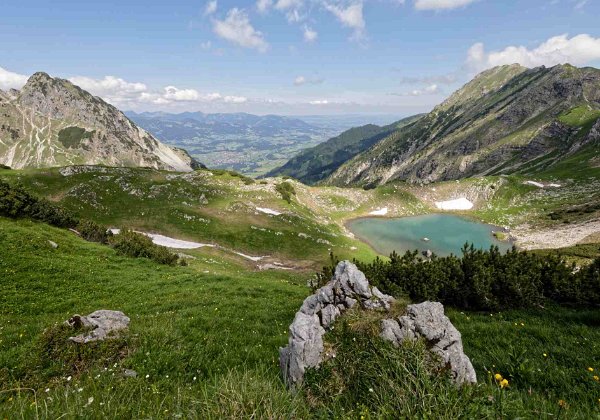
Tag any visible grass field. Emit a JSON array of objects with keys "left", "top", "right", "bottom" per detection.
[{"left": 1, "top": 217, "right": 599, "bottom": 418}]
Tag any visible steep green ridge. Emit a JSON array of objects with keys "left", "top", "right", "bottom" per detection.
[
  {"left": 327, "top": 64, "right": 600, "bottom": 186},
  {"left": 267, "top": 114, "right": 423, "bottom": 184}
]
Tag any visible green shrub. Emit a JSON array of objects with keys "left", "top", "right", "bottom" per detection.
[
  {"left": 0, "top": 180, "right": 78, "bottom": 228},
  {"left": 109, "top": 229, "right": 179, "bottom": 266},
  {"left": 77, "top": 219, "right": 112, "bottom": 244},
  {"left": 275, "top": 181, "right": 296, "bottom": 203},
  {"left": 318, "top": 245, "right": 599, "bottom": 310},
  {"left": 57, "top": 126, "right": 94, "bottom": 148},
  {"left": 210, "top": 169, "right": 255, "bottom": 184}
]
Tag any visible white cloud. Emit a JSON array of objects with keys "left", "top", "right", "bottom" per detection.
[
  {"left": 213, "top": 8, "right": 269, "bottom": 52},
  {"left": 294, "top": 75, "right": 324, "bottom": 85},
  {"left": 466, "top": 34, "right": 600, "bottom": 72},
  {"left": 309, "top": 99, "right": 329, "bottom": 105},
  {"left": 294, "top": 76, "right": 306, "bottom": 85},
  {"left": 200, "top": 41, "right": 212, "bottom": 50},
  {"left": 68, "top": 75, "right": 148, "bottom": 103},
  {"left": 256, "top": 0, "right": 273, "bottom": 13},
  {"left": 66, "top": 74, "right": 247, "bottom": 108},
  {"left": 275, "top": 0, "right": 303, "bottom": 10},
  {"left": 303, "top": 25, "right": 318, "bottom": 42},
  {"left": 163, "top": 86, "right": 200, "bottom": 101},
  {"left": 0, "top": 67, "right": 29, "bottom": 90},
  {"left": 204, "top": 0, "right": 218, "bottom": 16},
  {"left": 414, "top": 0, "right": 477, "bottom": 10},
  {"left": 224, "top": 95, "right": 248, "bottom": 103},
  {"left": 274, "top": 0, "right": 305, "bottom": 21},
  {"left": 324, "top": 2, "right": 365, "bottom": 38}
]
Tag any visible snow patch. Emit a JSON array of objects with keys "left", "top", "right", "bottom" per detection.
[
  {"left": 234, "top": 252, "right": 267, "bottom": 262},
  {"left": 525, "top": 181, "right": 562, "bottom": 189},
  {"left": 108, "top": 229, "right": 214, "bottom": 249},
  {"left": 525, "top": 181, "right": 545, "bottom": 188},
  {"left": 434, "top": 198, "right": 474, "bottom": 211},
  {"left": 256, "top": 207, "right": 282, "bottom": 216},
  {"left": 369, "top": 207, "right": 388, "bottom": 216}
]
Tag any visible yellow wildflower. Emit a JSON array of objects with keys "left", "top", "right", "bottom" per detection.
[
  {"left": 588, "top": 367, "right": 594, "bottom": 372},
  {"left": 543, "top": 353, "right": 547, "bottom": 357},
  {"left": 593, "top": 375, "right": 599, "bottom": 382},
  {"left": 500, "top": 379, "right": 509, "bottom": 388},
  {"left": 494, "top": 373, "right": 503, "bottom": 381},
  {"left": 558, "top": 399, "right": 567, "bottom": 408}
]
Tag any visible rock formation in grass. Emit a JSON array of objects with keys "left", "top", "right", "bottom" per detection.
[
  {"left": 280, "top": 261, "right": 477, "bottom": 389},
  {"left": 380, "top": 301, "right": 477, "bottom": 384},
  {"left": 279, "top": 261, "right": 394, "bottom": 389},
  {"left": 65, "top": 310, "right": 130, "bottom": 344}
]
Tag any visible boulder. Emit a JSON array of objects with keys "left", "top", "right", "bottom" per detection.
[
  {"left": 65, "top": 310, "right": 130, "bottom": 344},
  {"left": 280, "top": 261, "right": 394, "bottom": 389},
  {"left": 380, "top": 301, "right": 477, "bottom": 385}
]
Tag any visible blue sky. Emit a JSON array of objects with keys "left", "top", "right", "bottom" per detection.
[{"left": 1, "top": 0, "right": 599, "bottom": 115}]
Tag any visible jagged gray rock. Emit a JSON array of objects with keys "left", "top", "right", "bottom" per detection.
[
  {"left": 65, "top": 310, "right": 130, "bottom": 344},
  {"left": 380, "top": 301, "right": 477, "bottom": 385},
  {"left": 279, "top": 261, "right": 394, "bottom": 389}
]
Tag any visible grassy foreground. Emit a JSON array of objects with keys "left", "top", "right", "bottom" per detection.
[{"left": 1, "top": 216, "right": 600, "bottom": 418}]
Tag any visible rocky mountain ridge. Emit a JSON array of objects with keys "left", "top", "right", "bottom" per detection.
[
  {"left": 0, "top": 72, "right": 200, "bottom": 171},
  {"left": 326, "top": 64, "right": 600, "bottom": 186}
]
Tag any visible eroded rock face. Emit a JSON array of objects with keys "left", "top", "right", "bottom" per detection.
[
  {"left": 65, "top": 310, "right": 130, "bottom": 344},
  {"left": 380, "top": 301, "right": 477, "bottom": 385},
  {"left": 279, "top": 261, "right": 394, "bottom": 389}
]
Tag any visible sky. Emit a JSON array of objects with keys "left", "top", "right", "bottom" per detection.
[{"left": 1, "top": 0, "right": 599, "bottom": 116}]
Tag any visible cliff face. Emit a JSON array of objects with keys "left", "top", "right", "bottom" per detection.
[
  {"left": 327, "top": 64, "right": 600, "bottom": 186},
  {"left": 0, "top": 72, "right": 199, "bottom": 171}
]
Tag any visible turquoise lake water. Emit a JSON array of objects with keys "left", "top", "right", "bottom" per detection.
[{"left": 347, "top": 214, "right": 512, "bottom": 257}]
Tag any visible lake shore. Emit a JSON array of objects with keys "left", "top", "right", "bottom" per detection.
[{"left": 513, "top": 219, "right": 600, "bottom": 250}]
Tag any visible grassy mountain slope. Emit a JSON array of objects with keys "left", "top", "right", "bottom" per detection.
[
  {"left": 2, "top": 216, "right": 599, "bottom": 418},
  {"left": 267, "top": 114, "right": 423, "bottom": 184},
  {"left": 2, "top": 163, "right": 599, "bottom": 257},
  {"left": 0, "top": 165, "right": 380, "bottom": 267},
  {"left": 0, "top": 73, "right": 199, "bottom": 171},
  {"left": 328, "top": 64, "right": 600, "bottom": 186}
]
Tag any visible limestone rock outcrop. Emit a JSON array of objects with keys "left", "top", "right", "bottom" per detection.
[
  {"left": 65, "top": 310, "right": 130, "bottom": 344},
  {"left": 380, "top": 301, "right": 477, "bottom": 384},
  {"left": 279, "top": 261, "right": 394, "bottom": 388}
]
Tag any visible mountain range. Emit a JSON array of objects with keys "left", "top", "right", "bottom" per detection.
[
  {"left": 0, "top": 73, "right": 199, "bottom": 171},
  {"left": 324, "top": 64, "right": 600, "bottom": 186}
]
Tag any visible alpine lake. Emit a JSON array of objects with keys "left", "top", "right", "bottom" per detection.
[{"left": 347, "top": 214, "right": 512, "bottom": 257}]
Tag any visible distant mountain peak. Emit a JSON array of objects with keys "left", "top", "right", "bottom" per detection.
[{"left": 0, "top": 72, "right": 199, "bottom": 171}]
